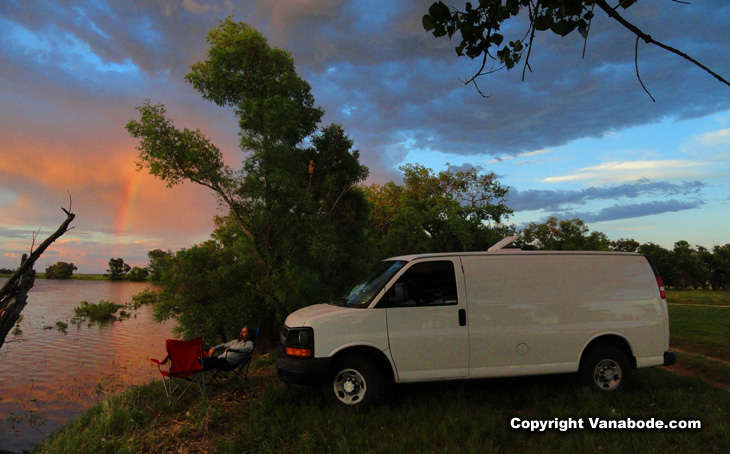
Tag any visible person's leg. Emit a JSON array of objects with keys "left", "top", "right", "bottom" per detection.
[{"left": 201, "top": 356, "right": 229, "bottom": 371}]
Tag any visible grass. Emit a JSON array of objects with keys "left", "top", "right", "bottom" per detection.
[
  {"left": 128, "top": 288, "right": 158, "bottom": 309},
  {"left": 33, "top": 290, "right": 730, "bottom": 453},
  {"left": 666, "top": 290, "right": 730, "bottom": 306},
  {"left": 673, "top": 352, "right": 730, "bottom": 387},
  {"left": 666, "top": 291, "right": 730, "bottom": 363},
  {"left": 1, "top": 273, "right": 119, "bottom": 281},
  {"left": 668, "top": 305, "right": 730, "bottom": 362},
  {"left": 665, "top": 291, "right": 730, "bottom": 387},
  {"left": 73, "top": 300, "right": 125, "bottom": 323},
  {"left": 33, "top": 359, "right": 730, "bottom": 454},
  {"left": 71, "top": 274, "right": 107, "bottom": 281}
]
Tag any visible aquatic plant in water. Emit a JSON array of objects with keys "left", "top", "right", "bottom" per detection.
[{"left": 73, "top": 300, "right": 124, "bottom": 323}]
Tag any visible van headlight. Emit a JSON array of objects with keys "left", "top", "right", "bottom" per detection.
[{"left": 282, "top": 326, "right": 314, "bottom": 358}]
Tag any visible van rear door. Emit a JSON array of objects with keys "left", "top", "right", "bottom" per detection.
[{"left": 381, "top": 258, "right": 469, "bottom": 381}]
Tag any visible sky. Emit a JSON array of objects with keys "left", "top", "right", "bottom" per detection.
[{"left": 1, "top": 0, "right": 729, "bottom": 274}]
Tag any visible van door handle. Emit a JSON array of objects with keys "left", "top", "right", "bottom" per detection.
[{"left": 458, "top": 309, "right": 467, "bottom": 326}]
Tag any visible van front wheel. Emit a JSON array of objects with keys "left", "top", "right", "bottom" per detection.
[
  {"left": 324, "top": 356, "right": 383, "bottom": 408},
  {"left": 581, "top": 347, "right": 632, "bottom": 392}
]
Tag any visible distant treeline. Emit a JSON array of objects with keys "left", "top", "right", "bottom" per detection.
[{"left": 0, "top": 258, "right": 149, "bottom": 282}]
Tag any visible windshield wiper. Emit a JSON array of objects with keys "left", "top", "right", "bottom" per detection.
[{"left": 328, "top": 298, "right": 347, "bottom": 307}]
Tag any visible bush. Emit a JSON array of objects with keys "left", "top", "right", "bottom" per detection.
[
  {"left": 45, "top": 261, "right": 78, "bottom": 279},
  {"left": 73, "top": 300, "right": 124, "bottom": 323},
  {"left": 127, "top": 267, "right": 149, "bottom": 282},
  {"left": 128, "top": 289, "right": 158, "bottom": 309}
]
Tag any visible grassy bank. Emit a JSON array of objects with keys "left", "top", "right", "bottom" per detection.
[
  {"left": 1, "top": 273, "right": 106, "bottom": 281},
  {"left": 33, "top": 359, "right": 729, "bottom": 454},
  {"left": 33, "top": 291, "right": 730, "bottom": 453},
  {"left": 71, "top": 274, "right": 107, "bottom": 281}
]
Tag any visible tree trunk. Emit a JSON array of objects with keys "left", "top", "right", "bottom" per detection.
[
  {"left": 0, "top": 254, "right": 36, "bottom": 350},
  {"left": 0, "top": 207, "right": 75, "bottom": 350}
]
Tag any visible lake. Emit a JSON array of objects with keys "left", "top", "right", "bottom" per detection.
[{"left": 0, "top": 278, "right": 175, "bottom": 453}]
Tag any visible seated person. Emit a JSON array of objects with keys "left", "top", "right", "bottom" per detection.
[{"left": 201, "top": 325, "right": 254, "bottom": 371}]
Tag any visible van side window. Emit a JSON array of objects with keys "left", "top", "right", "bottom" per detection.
[{"left": 385, "top": 261, "right": 458, "bottom": 307}]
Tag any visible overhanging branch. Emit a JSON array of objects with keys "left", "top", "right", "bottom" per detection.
[{"left": 595, "top": 0, "right": 730, "bottom": 88}]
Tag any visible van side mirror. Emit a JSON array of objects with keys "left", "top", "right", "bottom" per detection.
[{"left": 389, "top": 283, "right": 408, "bottom": 305}]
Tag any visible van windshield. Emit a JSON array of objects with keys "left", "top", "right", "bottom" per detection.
[{"left": 334, "top": 260, "right": 407, "bottom": 308}]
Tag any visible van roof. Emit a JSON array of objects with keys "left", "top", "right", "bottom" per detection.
[
  {"left": 387, "top": 249, "right": 640, "bottom": 262},
  {"left": 387, "top": 236, "right": 641, "bottom": 262}
]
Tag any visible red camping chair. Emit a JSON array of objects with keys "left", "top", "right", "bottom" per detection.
[{"left": 150, "top": 338, "right": 206, "bottom": 400}]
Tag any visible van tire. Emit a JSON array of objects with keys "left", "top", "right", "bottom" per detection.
[
  {"left": 323, "top": 355, "right": 383, "bottom": 408},
  {"left": 581, "top": 347, "right": 632, "bottom": 392}
]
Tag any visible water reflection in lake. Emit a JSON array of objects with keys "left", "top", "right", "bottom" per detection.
[{"left": 0, "top": 279, "right": 175, "bottom": 453}]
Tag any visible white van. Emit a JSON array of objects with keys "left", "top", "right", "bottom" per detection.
[{"left": 274, "top": 237, "right": 676, "bottom": 407}]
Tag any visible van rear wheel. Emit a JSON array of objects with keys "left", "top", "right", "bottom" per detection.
[
  {"left": 323, "top": 355, "right": 383, "bottom": 408},
  {"left": 581, "top": 347, "right": 632, "bottom": 392}
]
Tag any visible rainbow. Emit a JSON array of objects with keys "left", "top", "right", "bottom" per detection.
[{"left": 115, "top": 173, "right": 143, "bottom": 237}]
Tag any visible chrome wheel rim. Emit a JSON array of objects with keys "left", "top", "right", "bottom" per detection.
[
  {"left": 333, "top": 368, "right": 367, "bottom": 405},
  {"left": 593, "top": 358, "right": 622, "bottom": 391}
]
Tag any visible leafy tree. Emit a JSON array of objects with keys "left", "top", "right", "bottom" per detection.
[
  {"left": 520, "top": 217, "right": 610, "bottom": 251},
  {"left": 707, "top": 244, "right": 730, "bottom": 290},
  {"left": 611, "top": 238, "right": 640, "bottom": 253},
  {"left": 147, "top": 249, "right": 173, "bottom": 284},
  {"left": 126, "top": 267, "right": 150, "bottom": 282},
  {"left": 105, "top": 258, "right": 131, "bottom": 282},
  {"left": 364, "top": 164, "right": 513, "bottom": 258},
  {"left": 672, "top": 241, "right": 709, "bottom": 290},
  {"left": 422, "top": 0, "right": 729, "bottom": 98},
  {"left": 45, "top": 261, "right": 77, "bottom": 279},
  {"left": 152, "top": 239, "right": 264, "bottom": 343},
  {"left": 126, "top": 19, "right": 370, "bottom": 343}
]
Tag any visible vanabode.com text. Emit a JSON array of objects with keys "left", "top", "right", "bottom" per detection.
[{"left": 511, "top": 417, "right": 701, "bottom": 432}]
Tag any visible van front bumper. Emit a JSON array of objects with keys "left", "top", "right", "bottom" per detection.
[
  {"left": 663, "top": 350, "right": 677, "bottom": 366},
  {"left": 274, "top": 347, "right": 331, "bottom": 385}
]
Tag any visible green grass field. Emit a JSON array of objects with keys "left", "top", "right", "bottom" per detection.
[
  {"left": 667, "top": 290, "right": 730, "bottom": 307},
  {"left": 668, "top": 305, "right": 730, "bottom": 361},
  {"left": 665, "top": 290, "right": 730, "bottom": 389}
]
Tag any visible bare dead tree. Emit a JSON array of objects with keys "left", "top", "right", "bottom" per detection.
[{"left": 0, "top": 204, "right": 76, "bottom": 350}]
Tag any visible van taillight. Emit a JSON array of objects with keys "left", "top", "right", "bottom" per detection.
[{"left": 656, "top": 276, "right": 666, "bottom": 299}]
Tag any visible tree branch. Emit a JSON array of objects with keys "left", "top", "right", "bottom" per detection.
[
  {"left": 1, "top": 208, "right": 76, "bottom": 297},
  {"left": 635, "top": 36, "right": 656, "bottom": 102},
  {"left": 595, "top": 0, "right": 730, "bottom": 88},
  {"left": 1, "top": 204, "right": 76, "bottom": 349}
]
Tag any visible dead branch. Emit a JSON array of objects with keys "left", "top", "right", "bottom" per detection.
[{"left": 0, "top": 204, "right": 76, "bottom": 350}]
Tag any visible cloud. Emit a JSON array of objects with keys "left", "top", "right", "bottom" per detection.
[
  {"left": 447, "top": 162, "right": 484, "bottom": 173},
  {"left": 4, "top": 1, "right": 730, "bottom": 172},
  {"left": 549, "top": 199, "right": 705, "bottom": 223},
  {"left": 488, "top": 149, "right": 551, "bottom": 164},
  {"left": 509, "top": 179, "right": 706, "bottom": 212},
  {"left": 543, "top": 160, "right": 710, "bottom": 184},
  {"left": 696, "top": 129, "right": 730, "bottom": 147},
  {"left": 1, "top": 0, "right": 729, "bottom": 269}
]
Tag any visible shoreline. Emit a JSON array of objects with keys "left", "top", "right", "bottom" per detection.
[{"left": 1, "top": 273, "right": 130, "bottom": 281}]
